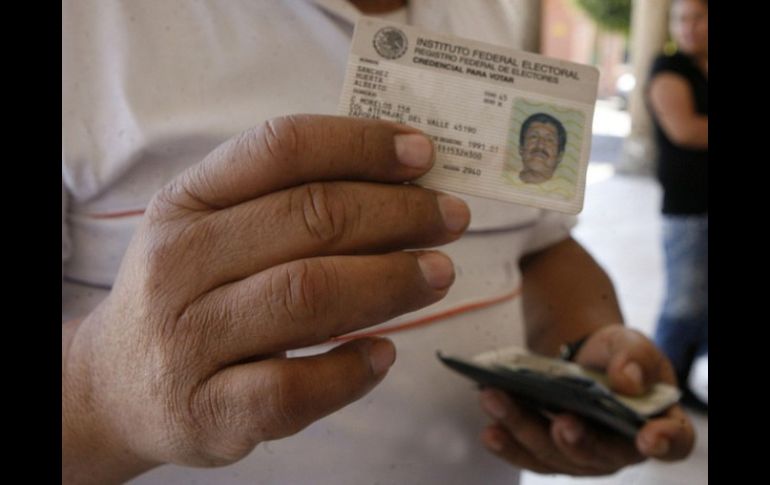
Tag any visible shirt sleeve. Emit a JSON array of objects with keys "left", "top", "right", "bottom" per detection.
[
  {"left": 649, "top": 53, "right": 689, "bottom": 79},
  {"left": 520, "top": 210, "right": 577, "bottom": 256}
]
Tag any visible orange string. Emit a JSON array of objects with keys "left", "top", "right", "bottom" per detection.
[
  {"left": 87, "top": 209, "right": 146, "bottom": 219},
  {"left": 331, "top": 285, "right": 522, "bottom": 343}
]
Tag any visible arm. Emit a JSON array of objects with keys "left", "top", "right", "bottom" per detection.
[
  {"left": 520, "top": 237, "right": 623, "bottom": 357},
  {"left": 648, "top": 73, "right": 708, "bottom": 149},
  {"left": 478, "top": 237, "right": 695, "bottom": 476}
]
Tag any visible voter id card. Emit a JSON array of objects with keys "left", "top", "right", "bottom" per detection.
[
  {"left": 438, "top": 346, "right": 681, "bottom": 439},
  {"left": 337, "top": 17, "right": 599, "bottom": 214}
]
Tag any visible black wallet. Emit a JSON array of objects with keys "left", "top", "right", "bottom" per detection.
[{"left": 438, "top": 346, "right": 680, "bottom": 439}]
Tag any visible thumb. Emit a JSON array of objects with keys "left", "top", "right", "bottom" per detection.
[
  {"left": 607, "top": 358, "right": 649, "bottom": 396},
  {"left": 218, "top": 338, "right": 396, "bottom": 443},
  {"left": 604, "top": 342, "right": 676, "bottom": 397},
  {"left": 577, "top": 326, "right": 675, "bottom": 396}
]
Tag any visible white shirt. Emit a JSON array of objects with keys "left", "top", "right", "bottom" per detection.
[{"left": 62, "top": 1, "right": 576, "bottom": 483}]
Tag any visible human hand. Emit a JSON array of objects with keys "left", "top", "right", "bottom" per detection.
[
  {"left": 62, "top": 115, "right": 471, "bottom": 481},
  {"left": 478, "top": 326, "right": 695, "bottom": 476}
]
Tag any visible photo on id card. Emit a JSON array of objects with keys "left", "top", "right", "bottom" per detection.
[{"left": 502, "top": 99, "right": 587, "bottom": 202}]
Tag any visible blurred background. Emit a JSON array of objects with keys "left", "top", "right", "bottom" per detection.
[{"left": 511, "top": 0, "right": 708, "bottom": 483}]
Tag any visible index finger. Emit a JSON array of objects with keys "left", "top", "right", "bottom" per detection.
[{"left": 155, "top": 115, "right": 434, "bottom": 212}]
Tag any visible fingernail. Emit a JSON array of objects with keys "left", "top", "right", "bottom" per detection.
[
  {"left": 394, "top": 133, "right": 433, "bottom": 168},
  {"left": 368, "top": 339, "right": 396, "bottom": 375},
  {"left": 480, "top": 391, "right": 508, "bottom": 420},
  {"left": 437, "top": 194, "right": 471, "bottom": 233},
  {"left": 651, "top": 439, "right": 670, "bottom": 456},
  {"left": 639, "top": 434, "right": 670, "bottom": 456},
  {"left": 417, "top": 252, "right": 455, "bottom": 290},
  {"left": 624, "top": 362, "right": 643, "bottom": 388},
  {"left": 561, "top": 422, "right": 584, "bottom": 445}
]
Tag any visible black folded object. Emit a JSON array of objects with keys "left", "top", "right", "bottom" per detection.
[{"left": 438, "top": 351, "right": 672, "bottom": 439}]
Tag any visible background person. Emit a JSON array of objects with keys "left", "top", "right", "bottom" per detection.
[{"left": 646, "top": 0, "right": 708, "bottom": 410}]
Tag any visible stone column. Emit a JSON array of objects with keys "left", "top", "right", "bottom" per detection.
[
  {"left": 515, "top": 0, "right": 542, "bottom": 53},
  {"left": 619, "top": 0, "right": 671, "bottom": 175}
]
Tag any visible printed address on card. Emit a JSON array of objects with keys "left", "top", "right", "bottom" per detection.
[{"left": 337, "top": 17, "right": 599, "bottom": 214}]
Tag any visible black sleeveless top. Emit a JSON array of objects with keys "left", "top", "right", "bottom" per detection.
[{"left": 648, "top": 52, "right": 708, "bottom": 215}]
